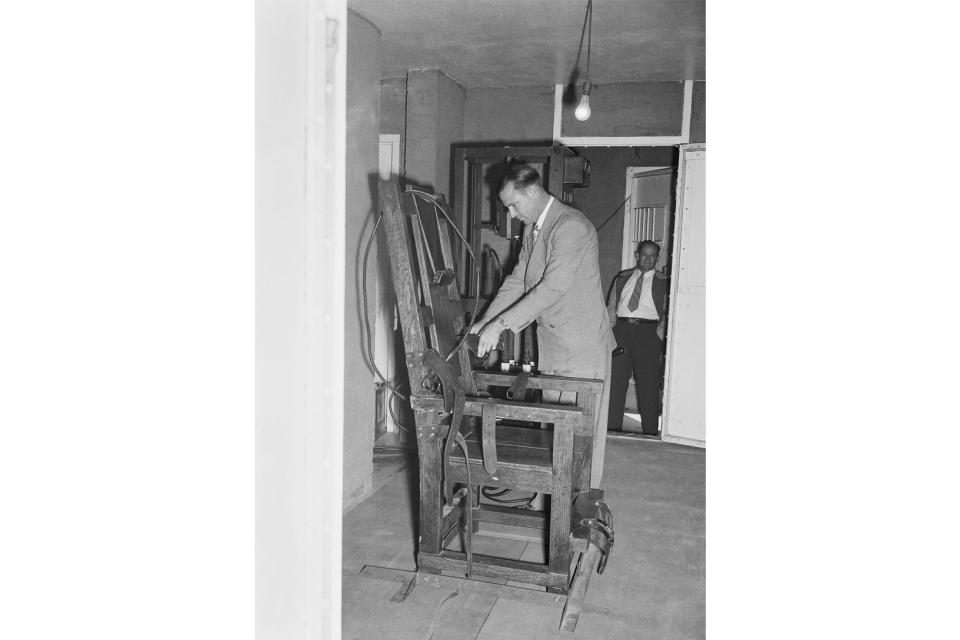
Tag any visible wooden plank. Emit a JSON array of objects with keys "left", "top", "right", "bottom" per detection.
[
  {"left": 412, "top": 395, "right": 584, "bottom": 424},
  {"left": 464, "top": 423, "right": 552, "bottom": 450},
  {"left": 474, "top": 372, "right": 603, "bottom": 395},
  {"left": 379, "top": 181, "right": 425, "bottom": 356},
  {"left": 569, "top": 535, "right": 589, "bottom": 553},
  {"left": 474, "top": 504, "right": 546, "bottom": 530},
  {"left": 417, "top": 571, "right": 609, "bottom": 615},
  {"left": 548, "top": 420, "right": 574, "bottom": 576},
  {"left": 559, "top": 544, "right": 602, "bottom": 632},
  {"left": 419, "top": 551, "right": 567, "bottom": 590},
  {"left": 415, "top": 408, "right": 443, "bottom": 556},
  {"left": 458, "top": 437, "right": 550, "bottom": 470},
  {"left": 573, "top": 435, "right": 592, "bottom": 492},
  {"left": 448, "top": 457, "right": 553, "bottom": 494}
]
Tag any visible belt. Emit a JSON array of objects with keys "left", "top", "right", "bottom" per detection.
[{"left": 617, "top": 317, "right": 658, "bottom": 325}]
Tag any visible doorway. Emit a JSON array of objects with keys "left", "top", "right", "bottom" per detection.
[{"left": 616, "top": 165, "right": 677, "bottom": 436}]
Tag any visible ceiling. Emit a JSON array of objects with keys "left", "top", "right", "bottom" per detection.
[{"left": 348, "top": 0, "right": 705, "bottom": 88}]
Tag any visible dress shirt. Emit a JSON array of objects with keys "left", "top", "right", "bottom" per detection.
[{"left": 616, "top": 269, "right": 659, "bottom": 320}]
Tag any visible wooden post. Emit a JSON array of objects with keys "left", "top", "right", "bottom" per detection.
[{"left": 559, "top": 543, "right": 602, "bottom": 632}]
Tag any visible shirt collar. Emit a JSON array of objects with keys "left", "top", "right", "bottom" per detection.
[{"left": 534, "top": 196, "right": 554, "bottom": 231}]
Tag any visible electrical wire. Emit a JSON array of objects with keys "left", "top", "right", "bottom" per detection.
[
  {"left": 594, "top": 194, "right": 632, "bottom": 233},
  {"left": 481, "top": 485, "right": 538, "bottom": 506},
  {"left": 387, "top": 385, "right": 409, "bottom": 431},
  {"left": 361, "top": 212, "right": 409, "bottom": 402}
]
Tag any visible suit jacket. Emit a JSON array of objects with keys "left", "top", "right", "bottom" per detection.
[
  {"left": 482, "top": 197, "right": 616, "bottom": 375},
  {"left": 606, "top": 267, "right": 669, "bottom": 330}
]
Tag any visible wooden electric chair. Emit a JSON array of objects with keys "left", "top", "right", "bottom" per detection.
[{"left": 378, "top": 180, "right": 615, "bottom": 631}]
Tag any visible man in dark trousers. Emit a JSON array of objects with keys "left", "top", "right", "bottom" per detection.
[{"left": 606, "top": 240, "right": 669, "bottom": 436}]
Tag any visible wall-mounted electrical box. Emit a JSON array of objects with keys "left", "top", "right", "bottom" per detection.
[{"left": 563, "top": 155, "right": 590, "bottom": 188}]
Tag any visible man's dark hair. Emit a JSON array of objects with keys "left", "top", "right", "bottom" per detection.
[
  {"left": 501, "top": 163, "right": 542, "bottom": 192},
  {"left": 637, "top": 240, "right": 661, "bottom": 255}
]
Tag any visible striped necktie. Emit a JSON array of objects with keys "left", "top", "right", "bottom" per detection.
[
  {"left": 627, "top": 270, "right": 645, "bottom": 312},
  {"left": 532, "top": 223, "right": 541, "bottom": 243}
]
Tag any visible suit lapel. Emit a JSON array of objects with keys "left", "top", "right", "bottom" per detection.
[{"left": 525, "top": 198, "right": 563, "bottom": 286}]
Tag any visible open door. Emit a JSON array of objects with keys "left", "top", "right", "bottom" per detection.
[{"left": 662, "top": 144, "right": 705, "bottom": 446}]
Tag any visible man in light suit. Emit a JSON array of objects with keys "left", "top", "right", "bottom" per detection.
[
  {"left": 471, "top": 164, "right": 616, "bottom": 488},
  {"left": 606, "top": 240, "right": 669, "bottom": 436}
]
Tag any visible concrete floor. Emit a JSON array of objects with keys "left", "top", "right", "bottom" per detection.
[{"left": 342, "top": 434, "right": 705, "bottom": 639}]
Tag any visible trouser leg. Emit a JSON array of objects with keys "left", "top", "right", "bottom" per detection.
[
  {"left": 590, "top": 348, "right": 612, "bottom": 488},
  {"left": 544, "top": 346, "right": 612, "bottom": 489},
  {"left": 606, "top": 323, "right": 634, "bottom": 431},
  {"left": 635, "top": 325, "right": 662, "bottom": 435}
]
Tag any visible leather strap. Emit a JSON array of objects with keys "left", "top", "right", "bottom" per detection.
[{"left": 420, "top": 349, "right": 465, "bottom": 504}]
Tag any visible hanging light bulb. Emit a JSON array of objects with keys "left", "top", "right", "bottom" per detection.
[
  {"left": 571, "top": 0, "right": 595, "bottom": 122},
  {"left": 574, "top": 80, "right": 593, "bottom": 121}
]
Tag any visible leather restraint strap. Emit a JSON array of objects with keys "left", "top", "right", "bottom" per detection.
[
  {"left": 571, "top": 489, "right": 616, "bottom": 575},
  {"left": 420, "top": 349, "right": 465, "bottom": 504}
]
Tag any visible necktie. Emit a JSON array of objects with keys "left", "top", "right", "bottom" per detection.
[
  {"left": 532, "top": 223, "right": 541, "bottom": 243},
  {"left": 627, "top": 271, "right": 645, "bottom": 311}
]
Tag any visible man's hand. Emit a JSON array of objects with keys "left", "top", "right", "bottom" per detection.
[
  {"left": 656, "top": 324, "right": 665, "bottom": 341},
  {"left": 476, "top": 317, "right": 506, "bottom": 357},
  {"left": 468, "top": 319, "right": 484, "bottom": 335}
]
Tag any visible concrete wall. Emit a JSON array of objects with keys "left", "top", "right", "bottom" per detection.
[
  {"left": 343, "top": 10, "right": 382, "bottom": 508},
  {"left": 404, "top": 69, "right": 465, "bottom": 197},
  {"left": 435, "top": 72, "right": 466, "bottom": 198},
  {"left": 463, "top": 86, "right": 555, "bottom": 141}
]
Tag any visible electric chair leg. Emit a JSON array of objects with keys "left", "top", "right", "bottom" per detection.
[{"left": 560, "top": 543, "right": 603, "bottom": 632}]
